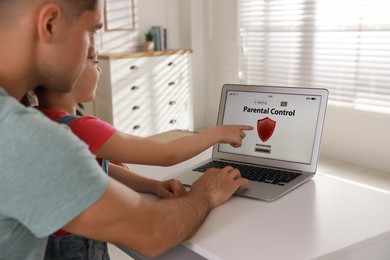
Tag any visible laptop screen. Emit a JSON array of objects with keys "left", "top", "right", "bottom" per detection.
[{"left": 218, "top": 90, "right": 322, "bottom": 165}]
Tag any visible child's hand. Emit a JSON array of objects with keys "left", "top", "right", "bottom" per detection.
[
  {"left": 217, "top": 125, "right": 253, "bottom": 148},
  {"left": 154, "top": 179, "right": 186, "bottom": 198}
]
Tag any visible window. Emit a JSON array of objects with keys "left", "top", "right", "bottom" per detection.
[{"left": 238, "top": 0, "right": 390, "bottom": 114}]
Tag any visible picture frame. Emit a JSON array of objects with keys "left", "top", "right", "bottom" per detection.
[{"left": 104, "top": 0, "right": 136, "bottom": 31}]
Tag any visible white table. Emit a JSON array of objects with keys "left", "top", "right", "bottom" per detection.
[{"left": 121, "top": 149, "right": 390, "bottom": 260}]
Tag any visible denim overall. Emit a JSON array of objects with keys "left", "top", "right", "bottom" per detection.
[{"left": 44, "top": 114, "right": 110, "bottom": 260}]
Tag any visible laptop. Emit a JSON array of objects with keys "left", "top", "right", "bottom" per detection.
[{"left": 172, "top": 84, "right": 328, "bottom": 201}]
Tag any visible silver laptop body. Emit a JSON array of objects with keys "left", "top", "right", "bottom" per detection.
[{"left": 172, "top": 84, "right": 328, "bottom": 201}]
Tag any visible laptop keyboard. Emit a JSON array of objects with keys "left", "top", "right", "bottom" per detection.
[{"left": 193, "top": 161, "right": 302, "bottom": 186}]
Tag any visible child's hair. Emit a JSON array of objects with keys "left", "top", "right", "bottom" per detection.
[
  {"left": 21, "top": 91, "right": 36, "bottom": 107},
  {"left": 20, "top": 85, "right": 44, "bottom": 107}
]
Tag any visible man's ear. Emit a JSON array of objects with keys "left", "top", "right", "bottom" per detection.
[{"left": 36, "top": 4, "right": 62, "bottom": 43}]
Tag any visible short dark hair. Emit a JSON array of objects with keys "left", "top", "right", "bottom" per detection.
[
  {"left": 59, "top": 0, "right": 100, "bottom": 20},
  {"left": 0, "top": 0, "right": 99, "bottom": 21}
]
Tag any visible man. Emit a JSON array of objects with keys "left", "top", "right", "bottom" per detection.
[{"left": 0, "top": 1, "right": 249, "bottom": 259}]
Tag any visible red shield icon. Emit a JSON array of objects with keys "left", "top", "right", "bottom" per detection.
[{"left": 257, "top": 117, "right": 276, "bottom": 142}]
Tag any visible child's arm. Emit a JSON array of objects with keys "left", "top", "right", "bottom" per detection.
[
  {"left": 108, "top": 163, "right": 186, "bottom": 198},
  {"left": 95, "top": 125, "right": 253, "bottom": 166}
]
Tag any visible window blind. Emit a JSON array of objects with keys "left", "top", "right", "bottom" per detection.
[{"left": 238, "top": 0, "right": 390, "bottom": 114}]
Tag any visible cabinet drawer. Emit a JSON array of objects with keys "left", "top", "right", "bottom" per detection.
[
  {"left": 113, "top": 100, "right": 192, "bottom": 136},
  {"left": 112, "top": 95, "right": 152, "bottom": 124},
  {"left": 115, "top": 114, "right": 188, "bottom": 137},
  {"left": 151, "top": 54, "right": 190, "bottom": 78},
  {"left": 108, "top": 56, "right": 152, "bottom": 81},
  {"left": 113, "top": 75, "right": 189, "bottom": 102},
  {"left": 153, "top": 100, "right": 192, "bottom": 131},
  {"left": 153, "top": 113, "right": 193, "bottom": 133},
  {"left": 112, "top": 78, "right": 151, "bottom": 102},
  {"left": 115, "top": 117, "right": 155, "bottom": 137},
  {"left": 108, "top": 54, "right": 188, "bottom": 82},
  {"left": 152, "top": 74, "right": 188, "bottom": 97},
  {"left": 152, "top": 94, "right": 190, "bottom": 115},
  {"left": 112, "top": 99, "right": 154, "bottom": 136}
]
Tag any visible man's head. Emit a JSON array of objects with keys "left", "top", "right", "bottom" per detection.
[{"left": 0, "top": 0, "right": 103, "bottom": 100}]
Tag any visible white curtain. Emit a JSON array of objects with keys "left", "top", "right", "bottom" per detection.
[{"left": 238, "top": 0, "right": 390, "bottom": 114}]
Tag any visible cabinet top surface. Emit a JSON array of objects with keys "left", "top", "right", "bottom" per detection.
[{"left": 99, "top": 49, "right": 193, "bottom": 60}]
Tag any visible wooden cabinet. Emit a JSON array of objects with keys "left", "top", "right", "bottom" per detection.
[{"left": 84, "top": 49, "right": 193, "bottom": 137}]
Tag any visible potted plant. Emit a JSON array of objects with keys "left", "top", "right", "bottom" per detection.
[{"left": 144, "top": 31, "right": 154, "bottom": 51}]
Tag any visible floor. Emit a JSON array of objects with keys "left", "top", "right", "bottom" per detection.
[{"left": 107, "top": 155, "right": 390, "bottom": 259}]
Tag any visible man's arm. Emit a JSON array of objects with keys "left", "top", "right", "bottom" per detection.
[{"left": 63, "top": 166, "right": 248, "bottom": 257}]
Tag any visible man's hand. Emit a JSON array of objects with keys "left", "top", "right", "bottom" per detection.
[{"left": 190, "top": 166, "right": 249, "bottom": 208}]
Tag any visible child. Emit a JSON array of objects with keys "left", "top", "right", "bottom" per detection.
[
  {"left": 34, "top": 57, "right": 253, "bottom": 168},
  {"left": 29, "top": 54, "right": 253, "bottom": 259}
]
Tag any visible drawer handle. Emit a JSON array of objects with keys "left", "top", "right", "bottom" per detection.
[
  {"left": 168, "top": 81, "right": 175, "bottom": 86},
  {"left": 167, "top": 62, "right": 176, "bottom": 67},
  {"left": 169, "top": 101, "right": 176, "bottom": 106},
  {"left": 133, "top": 125, "right": 141, "bottom": 130},
  {"left": 129, "top": 65, "right": 138, "bottom": 70},
  {"left": 132, "top": 106, "right": 140, "bottom": 110},
  {"left": 169, "top": 119, "right": 177, "bottom": 124},
  {"left": 130, "top": 86, "right": 139, "bottom": 91}
]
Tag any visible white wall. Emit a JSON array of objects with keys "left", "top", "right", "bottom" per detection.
[
  {"left": 97, "top": 0, "right": 190, "bottom": 53},
  {"left": 190, "top": 0, "right": 240, "bottom": 129},
  {"left": 321, "top": 107, "right": 390, "bottom": 173}
]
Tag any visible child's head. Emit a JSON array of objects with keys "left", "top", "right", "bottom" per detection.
[
  {"left": 21, "top": 55, "right": 101, "bottom": 107},
  {"left": 71, "top": 54, "right": 102, "bottom": 103}
]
